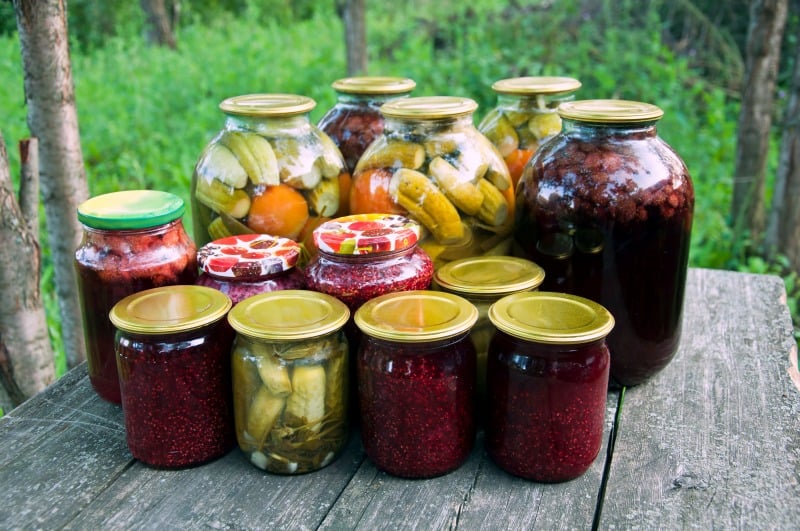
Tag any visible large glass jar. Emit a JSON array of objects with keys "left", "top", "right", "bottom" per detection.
[
  {"left": 350, "top": 96, "right": 514, "bottom": 268},
  {"left": 354, "top": 290, "right": 478, "bottom": 478},
  {"left": 486, "top": 291, "right": 614, "bottom": 482},
  {"left": 191, "top": 94, "right": 348, "bottom": 252},
  {"left": 318, "top": 76, "right": 416, "bottom": 176},
  {"left": 109, "top": 285, "right": 235, "bottom": 468},
  {"left": 514, "top": 100, "right": 694, "bottom": 386},
  {"left": 478, "top": 76, "right": 581, "bottom": 190},
  {"left": 227, "top": 290, "right": 350, "bottom": 474},
  {"left": 75, "top": 190, "right": 198, "bottom": 404}
]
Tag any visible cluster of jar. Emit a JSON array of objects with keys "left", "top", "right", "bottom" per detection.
[{"left": 73, "top": 75, "right": 693, "bottom": 483}]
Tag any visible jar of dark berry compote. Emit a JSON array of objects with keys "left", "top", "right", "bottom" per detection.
[
  {"left": 354, "top": 290, "right": 479, "bottom": 478},
  {"left": 109, "top": 285, "right": 235, "bottom": 468},
  {"left": 486, "top": 291, "right": 614, "bottom": 482},
  {"left": 75, "top": 190, "right": 198, "bottom": 403},
  {"left": 514, "top": 100, "right": 694, "bottom": 386}
]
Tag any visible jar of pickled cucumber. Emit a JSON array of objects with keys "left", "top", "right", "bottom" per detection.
[
  {"left": 318, "top": 76, "right": 416, "bottom": 176},
  {"left": 478, "top": 76, "right": 581, "bottom": 190},
  {"left": 191, "top": 93, "right": 348, "bottom": 253},
  {"left": 350, "top": 96, "right": 514, "bottom": 268},
  {"left": 75, "top": 190, "right": 198, "bottom": 404},
  {"left": 227, "top": 290, "right": 350, "bottom": 474}
]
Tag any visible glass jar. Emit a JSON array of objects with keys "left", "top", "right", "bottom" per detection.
[
  {"left": 318, "top": 76, "right": 416, "bottom": 176},
  {"left": 514, "top": 100, "right": 694, "bottom": 386},
  {"left": 109, "top": 285, "right": 235, "bottom": 468},
  {"left": 478, "top": 76, "right": 581, "bottom": 190},
  {"left": 191, "top": 93, "right": 348, "bottom": 253},
  {"left": 197, "top": 233, "right": 305, "bottom": 304},
  {"left": 350, "top": 96, "right": 515, "bottom": 268},
  {"left": 486, "top": 291, "right": 614, "bottom": 482},
  {"left": 74, "top": 190, "right": 198, "bottom": 404},
  {"left": 354, "top": 290, "right": 479, "bottom": 478},
  {"left": 227, "top": 290, "right": 350, "bottom": 474}
]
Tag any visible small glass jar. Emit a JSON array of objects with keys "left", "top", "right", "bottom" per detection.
[
  {"left": 227, "top": 290, "right": 350, "bottom": 474},
  {"left": 478, "top": 76, "right": 581, "bottom": 189},
  {"left": 74, "top": 190, "right": 198, "bottom": 403},
  {"left": 350, "top": 96, "right": 515, "bottom": 268},
  {"left": 191, "top": 94, "right": 347, "bottom": 252},
  {"left": 109, "top": 285, "right": 235, "bottom": 468},
  {"left": 486, "top": 291, "right": 614, "bottom": 482},
  {"left": 318, "top": 76, "right": 416, "bottom": 175},
  {"left": 197, "top": 233, "right": 305, "bottom": 304},
  {"left": 514, "top": 100, "right": 694, "bottom": 386},
  {"left": 354, "top": 290, "right": 479, "bottom": 478}
]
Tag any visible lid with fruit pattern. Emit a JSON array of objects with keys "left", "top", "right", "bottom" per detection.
[
  {"left": 198, "top": 234, "right": 300, "bottom": 279},
  {"left": 312, "top": 213, "right": 420, "bottom": 255}
]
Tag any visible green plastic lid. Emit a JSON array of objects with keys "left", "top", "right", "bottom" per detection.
[{"left": 77, "top": 190, "right": 185, "bottom": 230}]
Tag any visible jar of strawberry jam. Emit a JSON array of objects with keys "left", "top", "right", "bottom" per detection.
[
  {"left": 486, "top": 291, "right": 614, "bottom": 482},
  {"left": 109, "top": 285, "right": 235, "bottom": 468},
  {"left": 514, "top": 100, "right": 694, "bottom": 386},
  {"left": 75, "top": 190, "right": 197, "bottom": 404},
  {"left": 354, "top": 290, "right": 479, "bottom": 478}
]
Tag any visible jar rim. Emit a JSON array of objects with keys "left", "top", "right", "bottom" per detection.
[
  {"left": 77, "top": 190, "right": 185, "bottom": 230},
  {"left": 219, "top": 94, "right": 316, "bottom": 117},
  {"left": 434, "top": 256, "right": 545, "bottom": 296},
  {"left": 491, "top": 76, "right": 581, "bottom": 96},
  {"left": 558, "top": 99, "right": 663, "bottom": 124},
  {"left": 332, "top": 76, "right": 416, "bottom": 95},
  {"left": 198, "top": 234, "right": 300, "bottom": 279},
  {"left": 381, "top": 96, "right": 478, "bottom": 119}
]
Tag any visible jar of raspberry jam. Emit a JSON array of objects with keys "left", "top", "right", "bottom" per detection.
[
  {"left": 318, "top": 76, "right": 416, "bottom": 175},
  {"left": 75, "top": 190, "right": 198, "bottom": 403},
  {"left": 486, "top": 291, "right": 614, "bottom": 482},
  {"left": 109, "top": 285, "right": 235, "bottom": 468},
  {"left": 227, "top": 290, "right": 350, "bottom": 474},
  {"left": 514, "top": 100, "right": 694, "bottom": 386},
  {"left": 197, "top": 233, "right": 305, "bottom": 304},
  {"left": 354, "top": 290, "right": 479, "bottom": 478}
]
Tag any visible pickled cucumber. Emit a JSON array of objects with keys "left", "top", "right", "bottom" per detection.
[{"left": 285, "top": 365, "right": 326, "bottom": 432}]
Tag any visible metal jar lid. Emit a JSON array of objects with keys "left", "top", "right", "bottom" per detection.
[
  {"left": 198, "top": 234, "right": 300, "bottom": 279},
  {"left": 558, "top": 99, "right": 664, "bottom": 124},
  {"left": 109, "top": 285, "right": 232, "bottom": 335},
  {"left": 332, "top": 76, "right": 416, "bottom": 95},
  {"left": 227, "top": 290, "right": 349, "bottom": 341},
  {"left": 312, "top": 213, "right": 420, "bottom": 255},
  {"left": 219, "top": 94, "right": 316, "bottom": 117},
  {"left": 77, "top": 190, "right": 185, "bottom": 230},
  {"left": 491, "top": 76, "right": 582, "bottom": 96},
  {"left": 488, "top": 291, "right": 614, "bottom": 345},
  {"left": 433, "top": 256, "right": 545, "bottom": 297},
  {"left": 380, "top": 96, "right": 478, "bottom": 120},
  {"left": 354, "top": 290, "right": 478, "bottom": 343}
]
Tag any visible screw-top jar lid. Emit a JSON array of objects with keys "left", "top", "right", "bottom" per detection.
[
  {"left": 434, "top": 256, "right": 545, "bottom": 297},
  {"left": 488, "top": 291, "right": 614, "bottom": 345},
  {"left": 355, "top": 290, "right": 478, "bottom": 343},
  {"left": 109, "top": 285, "right": 232, "bottom": 335},
  {"left": 198, "top": 234, "right": 300, "bottom": 279},
  {"left": 227, "top": 290, "right": 349, "bottom": 341},
  {"left": 491, "top": 76, "right": 582, "bottom": 95},
  {"left": 312, "top": 213, "right": 420, "bottom": 255},
  {"left": 558, "top": 99, "right": 664, "bottom": 124},
  {"left": 219, "top": 94, "right": 316, "bottom": 117},
  {"left": 332, "top": 76, "right": 416, "bottom": 95},
  {"left": 77, "top": 190, "right": 185, "bottom": 230},
  {"left": 381, "top": 96, "right": 478, "bottom": 119}
]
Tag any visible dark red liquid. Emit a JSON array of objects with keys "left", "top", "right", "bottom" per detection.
[{"left": 318, "top": 100, "right": 386, "bottom": 174}]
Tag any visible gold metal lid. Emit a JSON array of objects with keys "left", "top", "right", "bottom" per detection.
[
  {"left": 332, "top": 76, "right": 416, "bottom": 95},
  {"left": 380, "top": 96, "right": 478, "bottom": 120},
  {"left": 354, "top": 290, "right": 478, "bottom": 342},
  {"left": 491, "top": 76, "right": 582, "bottom": 96},
  {"left": 109, "top": 285, "right": 232, "bottom": 335},
  {"left": 557, "top": 99, "right": 663, "bottom": 123},
  {"left": 219, "top": 94, "right": 316, "bottom": 117},
  {"left": 227, "top": 290, "right": 349, "bottom": 341},
  {"left": 434, "top": 256, "right": 545, "bottom": 297},
  {"left": 488, "top": 291, "right": 614, "bottom": 345}
]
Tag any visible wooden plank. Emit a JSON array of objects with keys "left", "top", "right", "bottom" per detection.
[{"left": 599, "top": 269, "right": 800, "bottom": 528}]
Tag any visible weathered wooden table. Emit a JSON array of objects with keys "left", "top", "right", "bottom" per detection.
[{"left": 1, "top": 268, "right": 799, "bottom": 530}]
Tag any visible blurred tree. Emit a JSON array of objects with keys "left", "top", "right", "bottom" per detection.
[
  {"left": 140, "top": 0, "right": 179, "bottom": 49},
  {"left": 337, "top": 0, "right": 367, "bottom": 75}
]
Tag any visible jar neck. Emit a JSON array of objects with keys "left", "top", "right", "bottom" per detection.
[
  {"left": 224, "top": 113, "right": 311, "bottom": 135},
  {"left": 318, "top": 245, "right": 416, "bottom": 263},
  {"left": 205, "top": 269, "right": 291, "bottom": 282},
  {"left": 496, "top": 92, "right": 574, "bottom": 112},
  {"left": 383, "top": 113, "right": 474, "bottom": 138},
  {"left": 337, "top": 92, "right": 411, "bottom": 106},
  {"left": 561, "top": 118, "right": 658, "bottom": 139},
  {"left": 82, "top": 218, "right": 183, "bottom": 239}
]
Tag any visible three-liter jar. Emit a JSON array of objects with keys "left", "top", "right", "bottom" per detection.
[
  {"left": 485, "top": 291, "right": 614, "bottom": 482},
  {"left": 109, "top": 285, "right": 235, "bottom": 468},
  {"left": 318, "top": 76, "right": 416, "bottom": 176},
  {"left": 478, "top": 76, "right": 581, "bottom": 189},
  {"left": 227, "top": 290, "right": 350, "bottom": 474},
  {"left": 514, "top": 100, "right": 694, "bottom": 386},
  {"left": 354, "top": 290, "right": 479, "bottom": 478},
  {"left": 197, "top": 233, "right": 305, "bottom": 304},
  {"left": 349, "top": 96, "right": 515, "bottom": 268},
  {"left": 75, "top": 190, "right": 197, "bottom": 403},
  {"left": 191, "top": 93, "right": 347, "bottom": 252}
]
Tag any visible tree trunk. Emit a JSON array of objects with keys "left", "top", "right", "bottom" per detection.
[
  {"left": 0, "top": 134, "right": 56, "bottom": 413},
  {"left": 14, "top": 0, "right": 90, "bottom": 369},
  {"left": 340, "top": 0, "right": 367, "bottom": 76},
  {"left": 731, "top": 0, "right": 788, "bottom": 247},
  {"left": 140, "top": 0, "right": 178, "bottom": 49}
]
